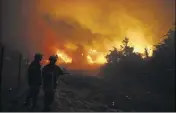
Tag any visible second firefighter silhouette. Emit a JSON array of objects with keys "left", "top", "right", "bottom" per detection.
[{"left": 42, "top": 55, "right": 64, "bottom": 111}]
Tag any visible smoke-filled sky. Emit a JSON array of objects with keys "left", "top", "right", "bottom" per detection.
[{"left": 1, "top": 0, "right": 175, "bottom": 65}]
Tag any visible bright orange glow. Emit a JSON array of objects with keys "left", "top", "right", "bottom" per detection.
[
  {"left": 125, "top": 29, "right": 153, "bottom": 56},
  {"left": 41, "top": 59, "right": 50, "bottom": 65},
  {"left": 20, "top": 0, "right": 175, "bottom": 68},
  {"left": 55, "top": 48, "right": 107, "bottom": 64},
  {"left": 89, "top": 49, "right": 97, "bottom": 53},
  {"left": 95, "top": 54, "right": 107, "bottom": 64},
  {"left": 87, "top": 49, "right": 107, "bottom": 64},
  {"left": 87, "top": 55, "right": 94, "bottom": 64},
  {"left": 56, "top": 50, "right": 72, "bottom": 63}
]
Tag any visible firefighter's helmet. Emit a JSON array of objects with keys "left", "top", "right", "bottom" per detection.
[{"left": 49, "top": 55, "right": 58, "bottom": 62}]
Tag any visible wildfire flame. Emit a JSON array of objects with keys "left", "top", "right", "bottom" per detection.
[
  {"left": 54, "top": 48, "right": 107, "bottom": 65},
  {"left": 87, "top": 55, "right": 94, "bottom": 64},
  {"left": 87, "top": 49, "right": 107, "bottom": 64},
  {"left": 56, "top": 50, "right": 72, "bottom": 63},
  {"left": 18, "top": 0, "right": 174, "bottom": 69}
]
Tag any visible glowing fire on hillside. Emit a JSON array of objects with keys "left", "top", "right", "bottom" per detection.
[
  {"left": 55, "top": 48, "right": 106, "bottom": 65},
  {"left": 56, "top": 50, "right": 72, "bottom": 63},
  {"left": 51, "top": 42, "right": 152, "bottom": 65}
]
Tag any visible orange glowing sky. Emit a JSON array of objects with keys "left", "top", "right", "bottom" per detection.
[{"left": 2, "top": 0, "right": 175, "bottom": 66}]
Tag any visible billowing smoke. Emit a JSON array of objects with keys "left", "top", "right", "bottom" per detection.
[{"left": 1, "top": 0, "right": 175, "bottom": 69}]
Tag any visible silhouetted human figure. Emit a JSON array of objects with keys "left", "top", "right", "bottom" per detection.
[
  {"left": 23, "top": 53, "right": 43, "bottom": 109},
  {"left": 42, "top": 55, "right": 63, "bottom": 111}
]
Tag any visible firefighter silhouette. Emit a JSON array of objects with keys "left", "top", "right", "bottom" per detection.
[
  {"left": 23, "top": 53, "right": 43, "bottom": 109},
  {"left": 42, "top": 55, "right": 63, "bottom": 111}
]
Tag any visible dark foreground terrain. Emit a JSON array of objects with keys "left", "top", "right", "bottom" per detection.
[
  {"left": 1, "top": 73, "right": 119, "bottom": 112},
  {"left": 1, "top": 72, "right": 175, "bottom": 112}
]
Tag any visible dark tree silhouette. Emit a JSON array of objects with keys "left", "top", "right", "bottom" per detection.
[
  {"left": 148, "top": 26, "right": 175, "bottom": 94},
  {"left": 144, "top": 48, "right": 149, "bottom": 58},
  {"left": 100, "top": 26, "right": 175, "bottom": 111}
]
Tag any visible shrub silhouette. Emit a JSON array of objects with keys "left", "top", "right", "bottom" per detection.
[{"left": 100, "top": 26, "right": 175, "bottom": 111}]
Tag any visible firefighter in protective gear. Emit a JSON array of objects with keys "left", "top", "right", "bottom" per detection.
[
  {"left": 23, "top": 53, "right": 43, "bottom": 109},
  {"left": 42, "top": 55, "right": 63, "bottom": 111}
]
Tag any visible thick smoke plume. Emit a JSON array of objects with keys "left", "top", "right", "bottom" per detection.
[{"left": 1, "top": 0, "right": 175, "bottom": 69}]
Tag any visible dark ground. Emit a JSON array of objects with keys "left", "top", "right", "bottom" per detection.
[
  {"left": 1, "top": 72, "right": 175, "bottom": 112},
  {"left": 1, "top": 74, "right": 120, "bottom": 112}
]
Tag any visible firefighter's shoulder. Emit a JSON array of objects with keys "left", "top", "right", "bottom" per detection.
[
  {"left": 42, "top": 64, "right": 50, "bottom": 70},
  {"left": 55, "top": 65, "right": 62, "bottom": 70}
]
